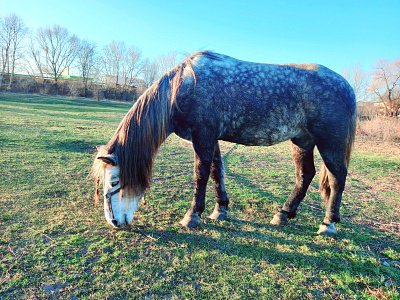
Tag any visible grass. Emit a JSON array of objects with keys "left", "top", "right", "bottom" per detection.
[{"left": 0, "top": 93, "right": 399, "bottom": 299}]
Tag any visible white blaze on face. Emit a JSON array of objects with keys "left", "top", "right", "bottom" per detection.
[{"left": 99, "top": 155, "right": 142, "bottom": 228}]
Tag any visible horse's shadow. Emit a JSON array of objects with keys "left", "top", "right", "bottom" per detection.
[{"left": 139, "top": 219, "right": 341, "bottom": 270}]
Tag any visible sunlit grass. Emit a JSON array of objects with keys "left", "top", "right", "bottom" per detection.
[{"left": 0, "top": 93, "right": 399, "bottom": 299}]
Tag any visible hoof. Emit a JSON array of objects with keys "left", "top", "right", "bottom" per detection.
[
  {"left": 317, "top": 222, "right": 337, "bottom": 236},
  {"left": 270, "top": 211, "right": 288, "bottom": 226},
  {"left": 209, "top": 205, "right": 228, "bottom": 221},
  {"left": 179, "top": 212, "right": 201, "bottom": 228}
]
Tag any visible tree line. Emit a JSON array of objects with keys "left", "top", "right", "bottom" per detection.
[
  {"left": 1, "top": 13, "right": 399, "bottom": 114},
  {"left": 0, "top": 13, "right": 177, "bottom": 101},
  {"left": 343, "top": 60, "right": 400, "bottom": 117}
]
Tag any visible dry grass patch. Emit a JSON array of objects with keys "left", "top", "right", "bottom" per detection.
[{"left": 357, "top": 116, "right": 400, "bottom": 143}]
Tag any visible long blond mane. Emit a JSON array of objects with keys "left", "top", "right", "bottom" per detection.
[{"left": 91, "top": 52, "right": 214, "bottom": 199}]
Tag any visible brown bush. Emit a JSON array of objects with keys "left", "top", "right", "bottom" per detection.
[
  {"left": 357, "top": 102, "right": 379, "bottom": 120},
  {"left": 1, "top": 73, "right": 143, "bottom": 101},
  {"left": 357, "top": 116, "right": 400, "bottom": 143}
]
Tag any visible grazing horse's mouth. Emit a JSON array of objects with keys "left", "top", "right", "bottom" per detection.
[{"left": 109, "top": 215, "right": 130, "bottom": 229}]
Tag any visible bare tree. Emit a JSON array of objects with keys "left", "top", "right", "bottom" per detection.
[
  {"left": 142, "top": 58, "right": 159, "bottom": 88},
  {"left": 25, "top": 31, "right": 47, "bottom": 93},
  {"left": 0, "top": 15, "right": 13, "bottom": 89},
  {"left": 101, "top": 40, "right": 125, "bottom": 99},
  {"left": 369, "top": 59, "right": 400, "bottom": 116},
  {"left": 342, "top": 62, "right": 369, "bottom": 102},
  {"left": 77, "top": 39, "right": 96, "bottom": 97},
  {"left": 157, "top": 51, "right": 177, "bottom": 77},
  {"left": 119, "top": 45, "right": 145, "bottom": 100},
  {"left": 36, "top": 25, "right": 78, "bottom": 94},
  {"left": 7, "top": 14, "right": 27, "bottom": 89}
]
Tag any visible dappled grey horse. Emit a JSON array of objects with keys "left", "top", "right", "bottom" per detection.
[{"left": 92, "top": 51, "right": 356, "bottom": 235}]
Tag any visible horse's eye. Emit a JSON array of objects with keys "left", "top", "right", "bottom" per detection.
[{"left": 111, "top": 181, "right": 119, "bottom": 187}]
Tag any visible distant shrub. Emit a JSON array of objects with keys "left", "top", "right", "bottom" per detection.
[
  {"left": 67, "top": 80, "right": 83, "bottom": 97},
  {"left": 357, "top": 116, "right": 400, "bottom": 143},
  {"left": 357, "top": 102, "right": 379, "bottom": 120},
  {"left": 1, "top": 74, "right": 142, "bottom": 101}
]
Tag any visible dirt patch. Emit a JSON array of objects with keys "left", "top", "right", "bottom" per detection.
[
  {"left": 42, "top": 282, "right": 68, "bottom": 294},
  {"left": 355, "top": 136, "right": 400, "bottom": 158}
]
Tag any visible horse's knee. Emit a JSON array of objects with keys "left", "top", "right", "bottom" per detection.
[{"left": 195, "top": 160, "right": 212, "bottom": 183}]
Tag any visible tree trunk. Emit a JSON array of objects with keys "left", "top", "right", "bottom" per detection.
[
  {"left": 84, "top": 78, "right": 88, "bottom": 98},
  {"left": 0, "top": 48, "right": 9, "bottom": 90},
  {"left": 8, "top": 47, "right": 17, "bottom": 90},
  {"left": 55, "top": 77, "right": 58, "bottom": 95},
  {"left": 114, "top": 75, "right": 118, "bottom": 100}
]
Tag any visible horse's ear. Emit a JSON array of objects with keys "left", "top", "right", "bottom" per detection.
[{"left": 97, "top": 154, "right": 117, "bottom": 166}]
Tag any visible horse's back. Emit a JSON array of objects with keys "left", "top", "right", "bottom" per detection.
[
  {"left": 173, "top": 52, "right": 355, "bottom": 146},
  {"left": 192, "top": 53, "right": 355, "bottom": 112}
]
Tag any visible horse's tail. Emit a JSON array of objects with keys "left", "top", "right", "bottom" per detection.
[{"left": 320, "top": 110, "right": 356, "bottom": 205}]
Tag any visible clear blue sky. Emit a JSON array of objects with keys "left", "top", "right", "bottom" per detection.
[{"left": 2, "top": 0, "right": 399, "bottom": 74}]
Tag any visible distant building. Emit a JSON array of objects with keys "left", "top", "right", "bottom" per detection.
[
  {"left": 61, "top": 67, "right": 69, "bottom": 77},
  {"left": 104, "top": 75, "right": 133, "bottom": 86},
  {"left": 104, "top": 76, "right": 146, "bottom": 89}
]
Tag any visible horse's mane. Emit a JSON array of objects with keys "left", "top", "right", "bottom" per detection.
[{"left": 92, "top": 51, "right": 221, "bottom": 198}]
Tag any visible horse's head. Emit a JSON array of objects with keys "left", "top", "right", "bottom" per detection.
[{"left": 97, "top": 154, "right": 143, "bottom": 228}]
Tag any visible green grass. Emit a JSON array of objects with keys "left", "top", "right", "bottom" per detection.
[{"left": 1, "top": 93, "right": 399, "bottom": 299}]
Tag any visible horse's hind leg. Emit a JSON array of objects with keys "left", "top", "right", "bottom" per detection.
[
  {"left": 316, "top": 146, "right": 348, "bottom": 235},
  {"left": 209, "top": 142, "right": 229, "bottom": 221},
  {"left": 270, "top": 135, "right": 315, "bottom": 226}
]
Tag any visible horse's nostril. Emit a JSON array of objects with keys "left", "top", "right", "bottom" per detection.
[{"left": 111, "top": 219, "right": 118, "bottom": 227}]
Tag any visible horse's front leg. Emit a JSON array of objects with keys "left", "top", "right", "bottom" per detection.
[{"left": 179, "top": 136, "right": 215, "bottom": 228}]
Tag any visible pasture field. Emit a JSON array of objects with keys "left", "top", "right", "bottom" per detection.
[{"left": 0, "top": 93, "right": 399, "bottom": 299}]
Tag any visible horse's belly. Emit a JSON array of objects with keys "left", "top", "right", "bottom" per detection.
[{"left": 222, "top": 125, "right": 302, "bottom": 146}]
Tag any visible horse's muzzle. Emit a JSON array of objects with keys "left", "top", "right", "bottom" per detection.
[{"left": 110, "top": 215, "right": 129, "bottom": 228}]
